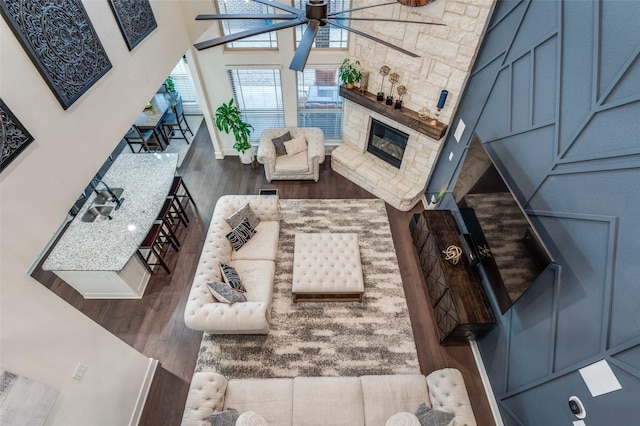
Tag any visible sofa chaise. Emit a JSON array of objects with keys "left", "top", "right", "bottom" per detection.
[
  {"left": 181, "top": 368, "right": 477, "bottom": 426},
  {"left": 183, "top": 195, "right": 280, "bottom": 335}
]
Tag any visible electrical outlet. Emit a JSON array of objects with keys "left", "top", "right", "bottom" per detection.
[{"left": 72, "top": 363, "right": 87, "bottom": 381}]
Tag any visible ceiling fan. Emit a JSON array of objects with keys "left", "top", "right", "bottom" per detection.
[{"left": 194, "top": 0, "right": 445, "bottom": 72}]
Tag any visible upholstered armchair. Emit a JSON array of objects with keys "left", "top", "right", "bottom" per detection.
[{"left": 257, "top": 127, "right": 325, "bottom": 182}]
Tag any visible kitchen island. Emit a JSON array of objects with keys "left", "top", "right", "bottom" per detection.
[{"left": 43, "top": 153, "right": 179, "bottom": 299}]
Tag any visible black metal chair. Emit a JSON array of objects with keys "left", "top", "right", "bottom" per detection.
[
  {"left": 161, "top": 96, "right": 193, "bottom": 142},
  {"left": 124, "top": 125, "right": 164, "bottom": 153}
]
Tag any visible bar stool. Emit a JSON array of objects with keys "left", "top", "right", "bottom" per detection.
[
  {"left": 168, "top": 176, "right": 196, "bottom": 224},
  {"left": 137, "top": 223, "right": 177, "bottom": 274},
  {"left": 156, "top": 198, "right": 183, "bottom": 248}
]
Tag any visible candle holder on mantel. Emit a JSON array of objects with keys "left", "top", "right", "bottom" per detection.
[
  {"left": 359, "top": 71, "right": 369, "bottom": 94},
  {"left": 387, "top": 72, "right": 399, "bottom": 105},
  {"left": 377, "top": 66, "right": 390, "bottom": 101},
  {"left": 395, "top": 85, "right": 407, "bottom": 109}
]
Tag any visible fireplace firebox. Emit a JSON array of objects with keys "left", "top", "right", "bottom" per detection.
[{"left": 366, "top": 118, "right": 409, "bottom": 169}]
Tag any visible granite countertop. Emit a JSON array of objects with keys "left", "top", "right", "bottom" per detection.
[{"left": 43, "top": 153, "right": 179, "bottom": 272}]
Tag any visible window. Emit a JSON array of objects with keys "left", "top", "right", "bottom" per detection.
[
  {"left": 294, "top": 0, "right": 350, "bottom": 48},
  {"left": 169, "top": 57, "right": 197, "bottom": 105},
  {"left": 228, "top": 69, "right": 285, "bottom": 142},
  {"left": 216, "top": 0, "right": 278, "bottom": 48},
  {"left": 297, "top": 68, "right": 343, "bottom": 140}
]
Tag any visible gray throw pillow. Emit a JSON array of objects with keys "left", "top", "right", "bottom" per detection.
[
  {"left": 203, "top": 408, "right": 240, "bottom": 425},
  {"left": 271, "top": 131, "right": 291, "bottom": 157},
  {"left": 219, "top": 262, "right": 246, "bottom": 293},
  {"left": 207, "top": 281, "right": 246, "bottom": 304},
  {"left": 225, "top": 203, "right": 260, "bottom": 229},
  {"left": 414, "top": 403, "right": 455, "bottom": 426},
  {"left": 225, "top": 217, "right": 257, "bottom": 251}
]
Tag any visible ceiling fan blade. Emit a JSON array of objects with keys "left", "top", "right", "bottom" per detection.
[
  {"left": 327, "top": 1, "right": 397, "bottom": 17},
  {"left": 196, "top": 14, "right": 301, "bottom": 21},
  {"left": 251, "top": 0, "right": 301, "bottom": 15},
  {"left": 336, "top": 17, "right": 446, "bottom": 26},
  {"left": 289, "top": 20, "right": 320, "bottom": 72},
  {"left": 325, "top": 19, "right": 420, "bottom": 58},
  {"left": 194, "top": 17, "right": 307, "bottom": 50}
]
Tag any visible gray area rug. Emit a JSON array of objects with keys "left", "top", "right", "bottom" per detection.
[{"left": 195, "top": 198, "right": 421, "bottom": 378}]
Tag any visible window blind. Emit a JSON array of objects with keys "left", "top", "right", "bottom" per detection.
[
  {"left": 216, "top": 0, "right": 278, "bottom": 48},
  {"left": 228, "top": 68, "right": 285, "bottom": 142},
  {"left": 296, "top": 68, "right": 344, "bottom": 140}
]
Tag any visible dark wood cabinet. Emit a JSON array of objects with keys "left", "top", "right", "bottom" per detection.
[{"left": 411, "top": 210, "right": 495, "bottom": 345}]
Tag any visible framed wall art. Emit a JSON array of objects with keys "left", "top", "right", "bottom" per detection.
[
  {"left": 108, "top": 0, "right": 158, "bottom": 51},
  {"left": 0, "top": 0, "right": 112, "bottom": 110},
  {"left": 0, "top": 99, "right": 34, "bottom": 173}
]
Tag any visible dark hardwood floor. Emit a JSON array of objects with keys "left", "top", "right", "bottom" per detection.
[{"left": 32, "top": 122, "right": 495, "bottom": 425}]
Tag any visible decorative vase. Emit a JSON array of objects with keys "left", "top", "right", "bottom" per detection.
[{"left": 239, "top": 149, "right": 253, "bottom": 165}]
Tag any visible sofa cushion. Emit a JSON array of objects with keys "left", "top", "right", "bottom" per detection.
[
  {"left": 226, "top": 218, "right": 256, "bottom": 251},
  {"left": 220, "top": 262, "right": 246, "bottom": 293},
  {"left": 232, "top": 260, "right": 275, "bottom": 304},
  {"left": 414, "top": 403, "right": 455, "bottom": 426},
  {"left": 230, "top": 221, "right": 279, "bottom": 262},
  {"left": 225, "top": 378, "right": 293, "bottom": 426},
  {"left": 202, "top": 408, "right": 239, "bottom": 426},
  {"left": 292, "top": 377, "right": 365, "bottom": 426},
  {"left": 207, "top": 281, "right": 246, "bottom": 304},
  {"left": 386, "top": 412, "right": 421, "bottom": 426},
  {"left": 361, "top": 375, "right": 430, "bottom": 426},
  {"left": 226, "top": 203, "right": 261, "bottom": 229},
  {"left": 275, "top": 151, "right": 308, "bottom": 173},
  {"left": 271, "top": 131, "right": 291, "bottom": 157},
  {"left": 236, "top": 411, "right": 269, "bottom": 425},
  {"left": 284, "top": 135, "right": 307, "bottom": 156}
]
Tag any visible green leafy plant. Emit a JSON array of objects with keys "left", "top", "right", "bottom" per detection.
[
  {"left": 215, "top": 98, "right": 254, "bottom": 154},
  {"left": 338, "top": 58, "right": 362, "bottom": 87},
  {"left": 164, "top": 76, "right": 176, "bottom": 92}
]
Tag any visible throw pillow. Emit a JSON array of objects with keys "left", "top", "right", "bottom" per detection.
[
  {"left": 202, "top": 408, "right": 240, "bottom": 426},
  {"left": 207, "top": 281, "right": 246, "bottom": 304},
  {"left": 385, "top": 412, "right": 421, "bottom": 426},
  {"left": 283, "top": 135, "right": 307, "bottom": 156},
  {"left": 225, "top": 217, "right": 257, "bottom": 251},
  {"left": 219, "top": 262, "right": 246, "bottom": 293},
  {"left": 236, "top": 411, "right": 269, "bottom": 425},
  {"left": 271, "top": 131, "right": 291, "bottom": 157},
  {"left": 225, "top": 203, "right": 260, "bottom": 229},
  {"left": 414, "top": 403, "right": 455, "bottom": 426}
]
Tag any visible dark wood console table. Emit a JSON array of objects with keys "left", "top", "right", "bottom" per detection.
[{"left": 410, "top": 210, "right": 495, "bottom": 345}]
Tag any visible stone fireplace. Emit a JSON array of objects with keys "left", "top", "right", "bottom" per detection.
[
  {"left": 331, "top": 98, "right": 444, "bottom": 211},
  {"left": 367, "top": 119, "right": 409, "bottom": 169}
]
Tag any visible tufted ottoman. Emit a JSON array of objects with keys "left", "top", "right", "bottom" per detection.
[{"left": 292, "top": 233, "right": 365, "bottom": 302}]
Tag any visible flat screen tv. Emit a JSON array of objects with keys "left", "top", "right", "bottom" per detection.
[{"left": 453, "top": 134, "right": 554, "bottom": 313}]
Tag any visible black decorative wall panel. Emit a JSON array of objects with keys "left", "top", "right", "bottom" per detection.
[
  {"left": 0, "top": 99, "right": 33, "bottom": 172},
  {"left": 108, "top": 0, "right": 157, "bottom": 51},
  {"left": 0, "top": 0, "right": 112, "bottom": 110}
]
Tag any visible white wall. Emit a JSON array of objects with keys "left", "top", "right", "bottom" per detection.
[{"left": 0, "top": 1, "right": 203, "bottom": 424}]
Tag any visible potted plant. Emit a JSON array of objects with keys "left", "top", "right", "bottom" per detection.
[
  {"left": 215, "top": 98, "right": 254, "bottom": 164},
  {"left": 339, "top": 58, "right": 362, "bottom": 89}
]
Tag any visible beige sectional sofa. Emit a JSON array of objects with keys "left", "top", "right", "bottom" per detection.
[
  {"left": 183, "top": 195, "right": 280, "bottom": 335},
  {"left": 181, "top": 368, "right": 477, "bottom": 426}
]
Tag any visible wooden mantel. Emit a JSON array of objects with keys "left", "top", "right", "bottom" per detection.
[{"left": 339, "top": 86, "right": 448, "bottom": 140}]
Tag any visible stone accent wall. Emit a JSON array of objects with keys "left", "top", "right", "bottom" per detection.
[{"left": 349, "top": 0, "right": 495, "bottom": 125}]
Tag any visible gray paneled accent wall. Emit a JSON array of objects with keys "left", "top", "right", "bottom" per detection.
[{"left": 426, "top": 0, "right": 640, "bottom": 424}]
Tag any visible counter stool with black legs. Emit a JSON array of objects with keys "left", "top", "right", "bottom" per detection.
[
  {"left": 168, "top": 175, "right": 196, "bottom": 224},
  {"left": 156, "top": 198, "right": 183, "bottom": 248},
  {"left": 137, "top": 223, "right": 177, "bottom": 274}
]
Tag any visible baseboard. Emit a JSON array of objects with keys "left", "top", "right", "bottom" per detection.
[
  {"left": 129, "top": 358, "right": 159, "bottom": 426},
  {"left": 470, "top": 341, "right": 504, "bottom": 426}
]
